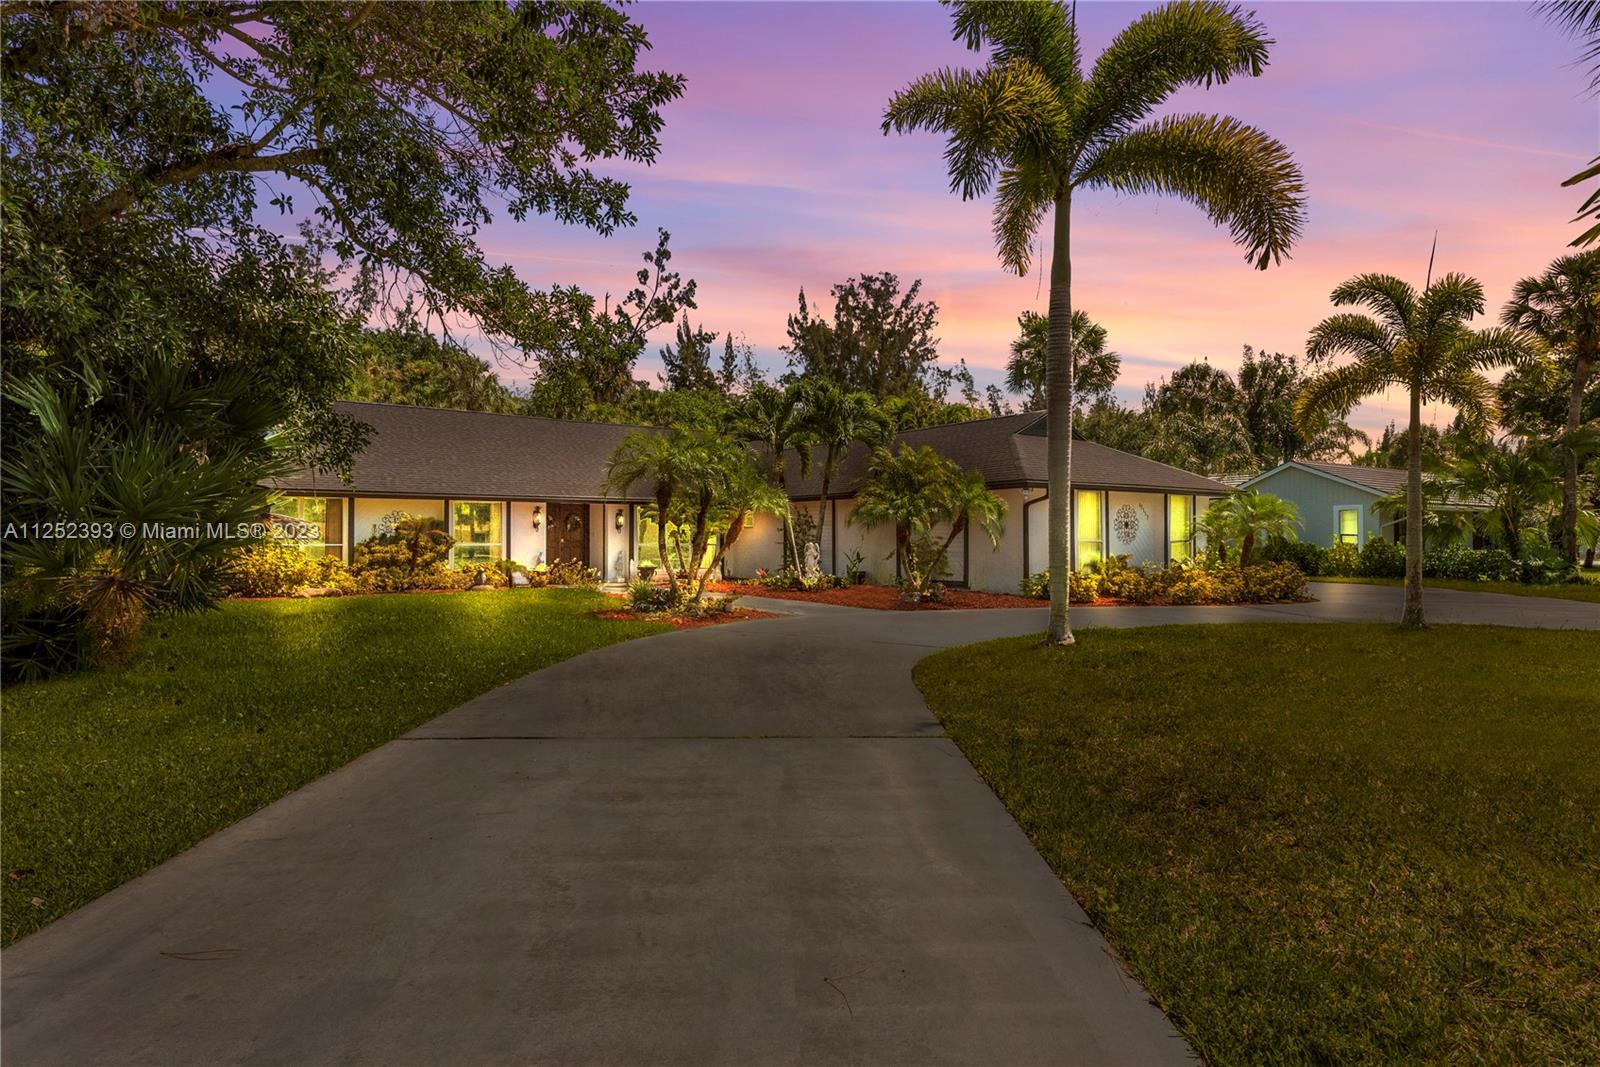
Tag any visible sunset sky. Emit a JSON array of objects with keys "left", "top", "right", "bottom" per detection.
[{"left": 463, "top": 1, "right": 1594, "bottom": 435}]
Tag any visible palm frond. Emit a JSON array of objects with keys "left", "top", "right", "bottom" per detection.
[
  {"left": 1079, "top": 0, "right": 1273, "bottom": 141},
  {"left": 948, "top": 0, "right": 1082, "bottom": 105},
  {"left": 1328, "top": 273, "right": 1416, "bottom": 334},
  {"left": 1295, "top": 359, "right": 1389, "bottom": 431},
  {"left": 1076, "top": 112, "right": 1304, "bottom": 268},
  {"left": 1305, "top": 312, "right": 1394, "bottom": 365},
  {"left": 992, "top": 162, "right": 1055, "bottom": 274},
  {"left": 1560, "top": 156, "right": 1600, "bottom": 246},
  {"left": 1425, "top": 368, "right": 1498, "bottom": 426},
  {"left": 883, "top": 61, "right": 1065, "bottom": 200},
  {"left": 1449, "top": 324, "right": 1541, "bottom": 373},
  {"left": 1415, "top": 272, "right": 1485, "bottom": 335},
  {"left": 1543, "top": 0, "right": 1600, "bottom": 91}
]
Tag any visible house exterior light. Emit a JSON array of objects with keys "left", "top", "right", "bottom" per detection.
[
  {"left": 531, "top": 505, "right": 543, "bottom": 531},
  {"left": 615, "top": 507, "right": 626, "bottom": 531}
]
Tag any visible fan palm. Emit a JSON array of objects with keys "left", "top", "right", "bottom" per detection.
[
  {"left": 1005, "top": 310, "right": 1119, "bottom": 411},
  {"left": 885, "top": 0, "right": 1305, "bottom": 644},
  {"left": 1501, "top": 251, "right": 1600, "bottom": 563},
  {"left": 1297, "top": 273, "right": 1536, "bottom": 627},
  {"left": 797, "top": 379, "right": 887, "bottom": 573}
]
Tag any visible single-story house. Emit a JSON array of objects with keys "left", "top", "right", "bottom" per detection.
[
  {"left": 724, "top": 411, "right": 1230, "bottom": 591},
  {"left": 1238, "top": 459, "right": 1488, "bottom": 548},
  {"left": 271, "top": 402, "right": 1232, "bottom": 594},
  {"left": 270, "top": 401, "right": 651, "bottom": 583}
]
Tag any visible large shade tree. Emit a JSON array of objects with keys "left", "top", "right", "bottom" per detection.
[
  {"left": 885, "top": 0, "right": 1305, "bottom": 645},
  {"left": 1501, "top": 251, "right": 1600, "bottom": 564},
  {"left": 1298, "top": 273, "right": 1534, "bottom": 628}
]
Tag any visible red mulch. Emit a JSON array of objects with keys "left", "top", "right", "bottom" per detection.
[
  {"left": 591, "top": 608, "right": 785, "bottom": 629},
  {"left": 708, "top": 582, "right": 1047, "bottom": 611}
]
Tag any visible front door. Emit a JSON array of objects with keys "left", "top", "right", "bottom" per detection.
[{"left": 548, "top": 503, "right": 589, "bottom": 566}]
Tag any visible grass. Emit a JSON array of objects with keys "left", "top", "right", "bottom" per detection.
[
  {"left": 1312, "top": 575, "right": 1600, "bottom": 603},
  {"left": 1, "top": 589, "right": 668, "bottom": 945},
  {"left": 915, "top": 624, "right": 1600, "bottom": 1065}
]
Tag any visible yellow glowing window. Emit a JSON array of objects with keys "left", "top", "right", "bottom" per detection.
[
  {"left": 1337, "top": 507, "right": 1360, "bottom": 545},
  {"left": 1169, "top": 495, "right": 1193, "bottom": 561},
  {"left": 1075, "top": 490, "right": 1103, "bottom": 568}
]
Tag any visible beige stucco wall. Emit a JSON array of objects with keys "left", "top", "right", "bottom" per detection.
[
  {"left": 352, "top": 497, "right": 446, "bottom": 544},
  {"left": 507, "top": 501, "right": 546, "bottom": 567}
]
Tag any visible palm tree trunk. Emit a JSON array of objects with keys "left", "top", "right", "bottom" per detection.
[
  {"left": 1402, "top": 386, "right": 1425, "bottom": 628},
  {"left": 1045, "top": 189, "right": 1075, "bottom": 646},
  {"left": 819, "top": 474, "right": 832, "bottom": 574},
  {"left": 1560, "top": 346, "right": 1593, "bottom": 565}
]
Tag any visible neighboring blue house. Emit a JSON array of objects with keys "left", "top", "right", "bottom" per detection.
[{"left": 1239, "top": 460, "right": 1488, "bottom": 548}]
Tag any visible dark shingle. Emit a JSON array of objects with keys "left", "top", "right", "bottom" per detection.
[{"left": 271, "top": 401, "right": 655, "bottom": 501}]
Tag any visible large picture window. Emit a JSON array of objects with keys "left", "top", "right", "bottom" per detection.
[
  {"left": 268, "top": 495, "right": 344, "bottom": 558},
  {"left": 1074, "top": 489, "right": 1103, "bottom": 568},
  {"left": 1168, "top": 495, "right": 1193, "bottom": 562},
  {"left": 1336, "top": 507, "right": 1360, "bottom": 545},
  {"left": 451, "top": 501, "right": 504, "bottom": 566}
]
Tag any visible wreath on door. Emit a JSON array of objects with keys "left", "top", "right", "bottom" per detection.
[{"left": 564, "top": 512, "right": 583, "bottom": 533}]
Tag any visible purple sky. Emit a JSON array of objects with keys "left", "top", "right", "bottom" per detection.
[{"left": 444, "top": 2, "right": 1595, "bottom": 434}]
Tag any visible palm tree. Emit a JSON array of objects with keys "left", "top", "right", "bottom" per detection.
[
  {"left": 1297, "top": 273, "right": 1535, "bottom": 627},
  {"left": 797, "top": 379, "right": 887, "bottom": 573},
  {"left": 605, "top": 429, "right": 702, "bottom": 599},
  {"left": 885, "top": 0, "right": 1304, "bottom": 645},
  {"left": 1005, "top": 310, "right": 1119, "bottom": 412},
  {"left": 1195, "top": 490, "right": 1300, "bottom": 565},
  {"left": 849, "top": 444, "right": 1005, "bottom": 599},
  {"left": 732, "top": 383, "right": 812, "bottom": 571},
  {"left": 1543, "top": 2, "right": 1600, "bottom": 245},
  {"left": 1446, "top": 438, "right": 1560, "bottom": 563},
  {"left": 1501, "top": 251, "right": 1600, "bottom": 564}
]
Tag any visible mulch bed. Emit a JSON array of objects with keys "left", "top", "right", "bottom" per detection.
[
  {"left": 709, "top": 582, "right": 1046, "bottom": 611},
  {"left": 591, "top": 607, "right": 785, "bottom": 629}
]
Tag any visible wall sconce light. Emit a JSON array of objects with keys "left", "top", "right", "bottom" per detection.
[
  {"left": 531, "top": 505, "right": 543, "bottom": 531},
  {"left": 615, "top": 507, "right": 626, "bottom": 531}
]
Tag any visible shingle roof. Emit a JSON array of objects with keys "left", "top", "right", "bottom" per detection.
[
  {"left": 272, "top": 401, "right": 655, "bottom": 501},
  {"left": 785, "top": 411, "right": 1230, "bottom": 497},
  {"left": 277, "top": 402, "right": 1229, "bottom": 503}
]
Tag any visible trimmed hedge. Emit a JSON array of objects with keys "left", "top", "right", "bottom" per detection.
[{"left": 1020, "top": 558, "right": 1308, "bottom": 605}]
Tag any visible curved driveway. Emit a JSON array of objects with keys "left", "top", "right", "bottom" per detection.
[{"left": 4, "top": 584, "right": 1595, "bottom": 1065}]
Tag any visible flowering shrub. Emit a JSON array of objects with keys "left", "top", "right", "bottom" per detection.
[
  {"left": 225, "top": 540, "right": 318, "bottom": 597},
  {"left": 1021, "top": 560, "right": 1306, "bottom": 604},
  {"left": 546, "top": 559, "right": 603, "bottom": 588}
]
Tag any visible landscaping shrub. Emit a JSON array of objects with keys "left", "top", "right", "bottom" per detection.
[
  {"left": 225, "top": 540, "right": 318, "bottom": 597},
  {"left": 313, "top": 556, "right": 358, "bottom": 595},
  {"left": 1019, "top": 569, "right": 1101, "bottom": 601},
  {"left": 546, "top": 559, "right": 603, "bottom": 589},
  {"left": 1356, "top": 537, "right": 1406, "bottom": 578},
  {"left": 1242, "top": 561, "right": 1311, "bottom": 601},
  {"left": 1087, "top": 554, "right": 1146, "bottom": 601},
  {"left": 1424, "top": 545, "right": 1517, "bottom": 582},
  {"left": 1322, "top": 541, "right": 1360, "bottom": 577},
  {"left": 628, "top": 580, "right": 687, "bottom": 614},
  {"left": 352, "top": 514, "right": 454, "bottom": 591},
  {"left": 1261, "top": 536, "right": 1327, "bottom": 577}
]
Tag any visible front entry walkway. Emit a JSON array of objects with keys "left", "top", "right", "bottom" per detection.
[{"left": 5, "top": 585, "right": 1592, "bottom": 1065}]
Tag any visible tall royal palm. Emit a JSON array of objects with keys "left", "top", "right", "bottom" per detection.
[
  {"left": 1501, "top": 251, "right": 1600, "bottom": 564},
  {"left": 885, "top": 0, "right": 1305, "bottom": 645},
  {"left": 1297, "top": 273, "right": 1533, "bottom": 628}
]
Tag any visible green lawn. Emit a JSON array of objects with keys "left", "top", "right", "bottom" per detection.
[
  {"left": 1, "top": 589, "right": 667, "bottom": 945},
  {"left": 1312, "top": 575, "right": 1600, "bottom": 603},
  {"left": 915, "top": 625, "right": 1600, "bottom": 1065}
]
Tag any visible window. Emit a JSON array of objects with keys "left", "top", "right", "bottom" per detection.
[
  {"left": 1336, "top": 507, "right": 1360, "bottom": 545},
  {"left": 1074, "top": 490, "right": 1103, "bottom": 568},
  {"left": 451, "top": 501, "right": 503, "bottom": 566},
  {"left": 268, "top": 496, "right": 343, "bottom": 557},
  {"left": 1168, "top": 495, "right": 1193, "bottom": 562}
]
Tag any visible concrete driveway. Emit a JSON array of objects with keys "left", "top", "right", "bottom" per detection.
[{"left": 4, "top": 584, "right": 1593, "bottom": 1066}]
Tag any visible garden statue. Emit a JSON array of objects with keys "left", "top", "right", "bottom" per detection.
[{"left": 802, "top": 541, "right": 822, "bottom": 583}]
